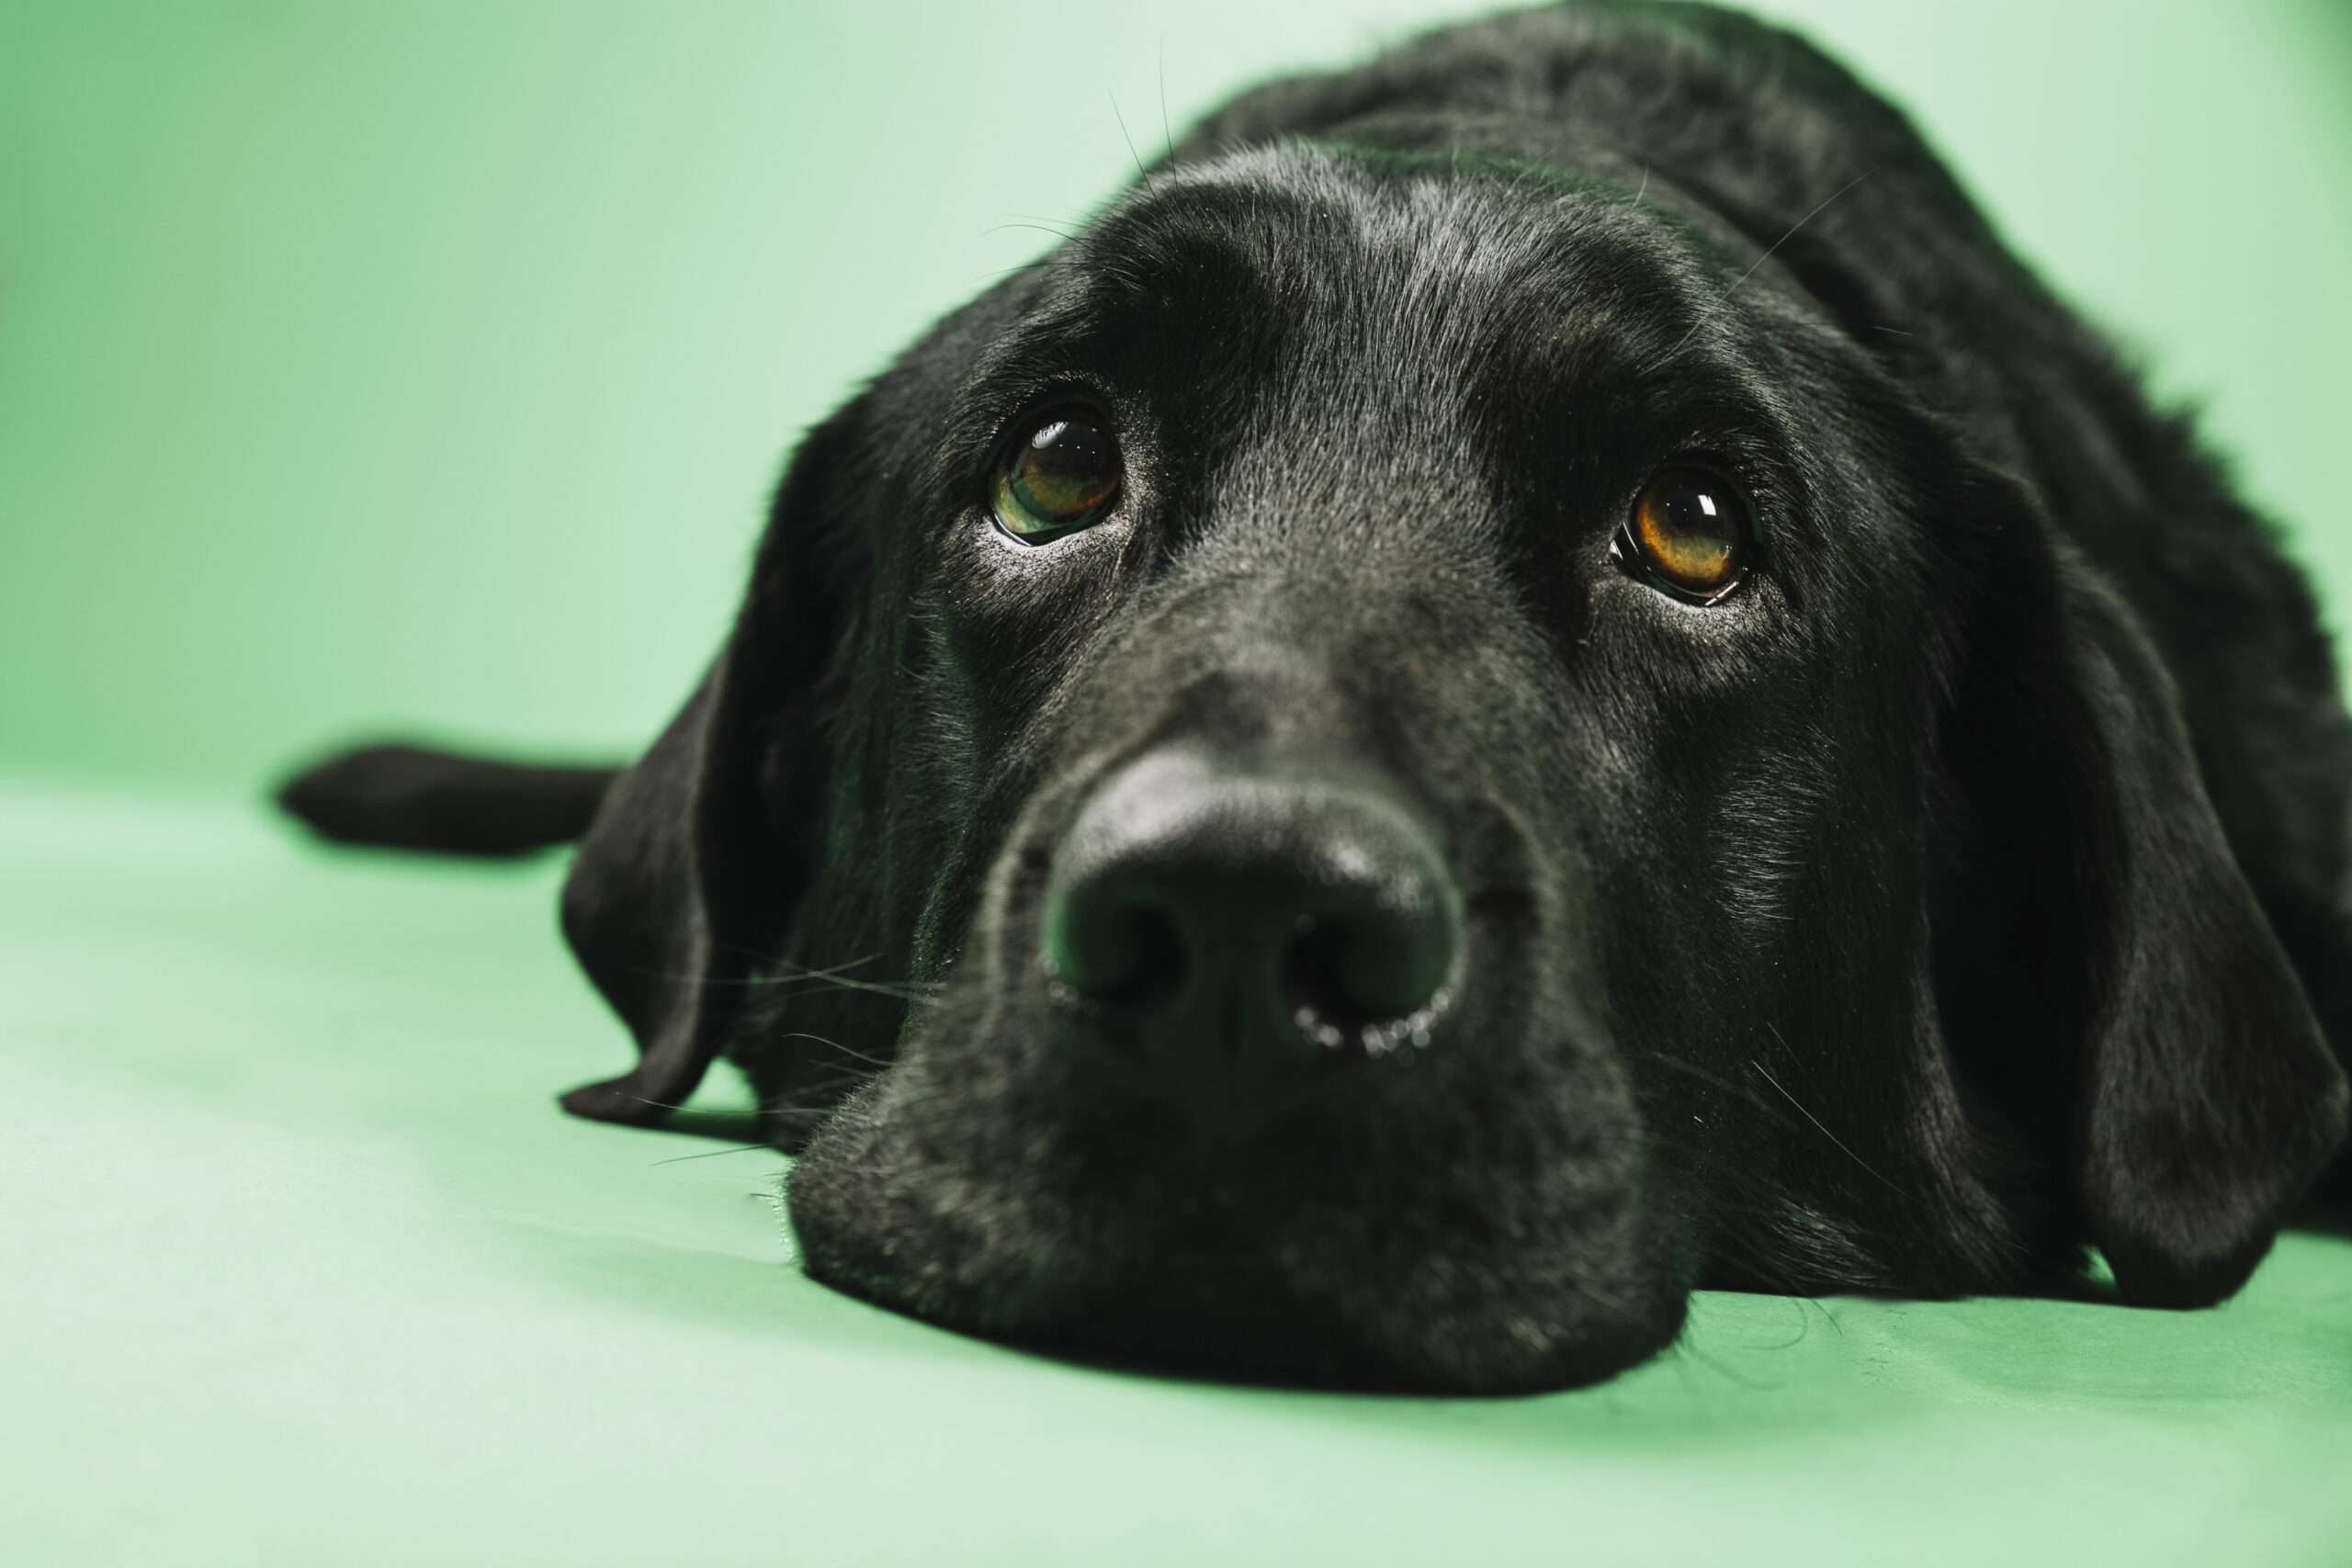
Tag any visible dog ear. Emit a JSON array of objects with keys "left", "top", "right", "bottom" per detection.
[
  {"left": 557, "top": 397, "right": 874, "bottom": 1125},
  {"left": 1936, "top": 477, "right": 2349, "bottom": 1305}
]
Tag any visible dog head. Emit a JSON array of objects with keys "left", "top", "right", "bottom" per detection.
[{"left": 556, "top": 137, "right": 2346, "bottom": 1392}]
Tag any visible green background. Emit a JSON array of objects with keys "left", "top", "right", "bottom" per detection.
[
  {"left": 4, "top": 4, "right": 2350, "bottom": 1563},
  {"left": 3, "top": 0, "right": 2349, "bottom": 788}
]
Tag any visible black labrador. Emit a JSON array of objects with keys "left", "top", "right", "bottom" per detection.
[{"left": 283, "top": 0, "right": 2352, "bottom": 1393}]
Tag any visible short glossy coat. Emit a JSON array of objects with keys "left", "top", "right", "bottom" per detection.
[{"left": 555, "top": 1, "right": 2352, "bottom": 1392}]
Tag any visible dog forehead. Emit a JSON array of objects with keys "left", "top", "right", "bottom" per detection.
[{"left": 1030, "top": 145, "right": 1732, "bottom": 376}]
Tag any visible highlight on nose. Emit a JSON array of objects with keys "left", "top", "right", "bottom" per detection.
[{"left": 1039, "top": 751, "right": 1463, "bottom": 1103}]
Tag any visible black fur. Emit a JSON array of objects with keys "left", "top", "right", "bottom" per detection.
[
  {"left": 285, "top": 1, "right": 2351, "bottom": 1392},
  {"left": 278, "top": 744, "right": 616, "bottom": 857}
]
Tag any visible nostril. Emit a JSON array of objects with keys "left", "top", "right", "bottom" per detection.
[
  {"left": 1099, "top": 905, "right": 1187, "bottom": 1012},
  {"left": 1283, "top": 907, "right": 1449, "bottom": 1018},
  {"left": 1281, "top": 918, "right": 1376, "bottom": 1025},
  {"left": 1280, "top": 908, "right": 1456, "bottom": 1058},
  {"left": 1044, "top": 890, "right": 1187, "bottom": 1015}
]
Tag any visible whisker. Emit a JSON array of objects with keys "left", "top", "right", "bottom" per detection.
[
  {"left": 1648, "top": 167, "right": 1877, "bottom": 372},
  {"left": 774, "top": 1030, "right": 894, "bottom": 1068},
  {"left": 985, "top": 220, "right": 1081, "bottom": 244},
  {"left": 1720, "top": 168, "right": 1875, "bottom": 303},
  {"left": 1158, "top": 41, "right": 1174, "bottom": 164},
  {"left": 763, "top": 955, "right": 944, "bottom": 1003},
  {"left": 1670, "top": 1336, "right": 1782, "bottom": 1391},
  {"left": 650, "top": 1144, "right": 776, "bottom": 1167},
  {"left": 1630, "top": 1046, "right": 1782, "bottom": 1115},
  {"left": 1750, "top": 1044, "right": 1917, "bottom": 1204},
  {"left": 1109, "top": 90, "right": 1148, "bottom": 183}
]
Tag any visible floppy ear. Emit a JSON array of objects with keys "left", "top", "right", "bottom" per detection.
[
  {"left": 1936, "top": 479, "right": 2349, "bottom": 1305},
  {"left": 557, "top": 396, "right": 873, "bottom": 1124},
  {"left": 2054, "top": 562, "right": 2347, "bottom": 1302}
]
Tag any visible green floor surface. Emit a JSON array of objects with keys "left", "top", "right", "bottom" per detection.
[{"left": 5, "top": 778, "right": 2349, "bottom": 1566}]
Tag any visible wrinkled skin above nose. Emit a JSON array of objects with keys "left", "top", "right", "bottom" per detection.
[{"left": 1040, "top": 750, "right": 1464, "bottom": 1122}]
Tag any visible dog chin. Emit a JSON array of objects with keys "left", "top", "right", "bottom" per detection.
[
  {"left": 784, "top": 992, "right": 1694, "bottom": 1393},
  {"left": 787, "top": 1140, "right": 1692, "bottom": 1393}
]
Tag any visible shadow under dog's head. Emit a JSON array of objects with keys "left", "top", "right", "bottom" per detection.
[{"left": 553, "top": 28, "right": 2347, "bottom": 1393}]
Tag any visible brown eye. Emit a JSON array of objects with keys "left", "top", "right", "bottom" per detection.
[
  {"left": 1621, "top": 466, "right": 1753, "bottom": 602},
  {"left": 994, "top": 409, "right": 1122, "bottom": 540}
]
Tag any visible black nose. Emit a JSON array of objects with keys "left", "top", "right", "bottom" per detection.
[{"left": 1040, "top": 752, "right": 1462, "bottom": 1109}]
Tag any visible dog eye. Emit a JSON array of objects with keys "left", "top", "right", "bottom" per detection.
[
  {"left": 1618, "top": 467, "right": 1753, "bottom": 602},
  {"left": 994, "top": 409, "right": 1122, "bottom": 541}
]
